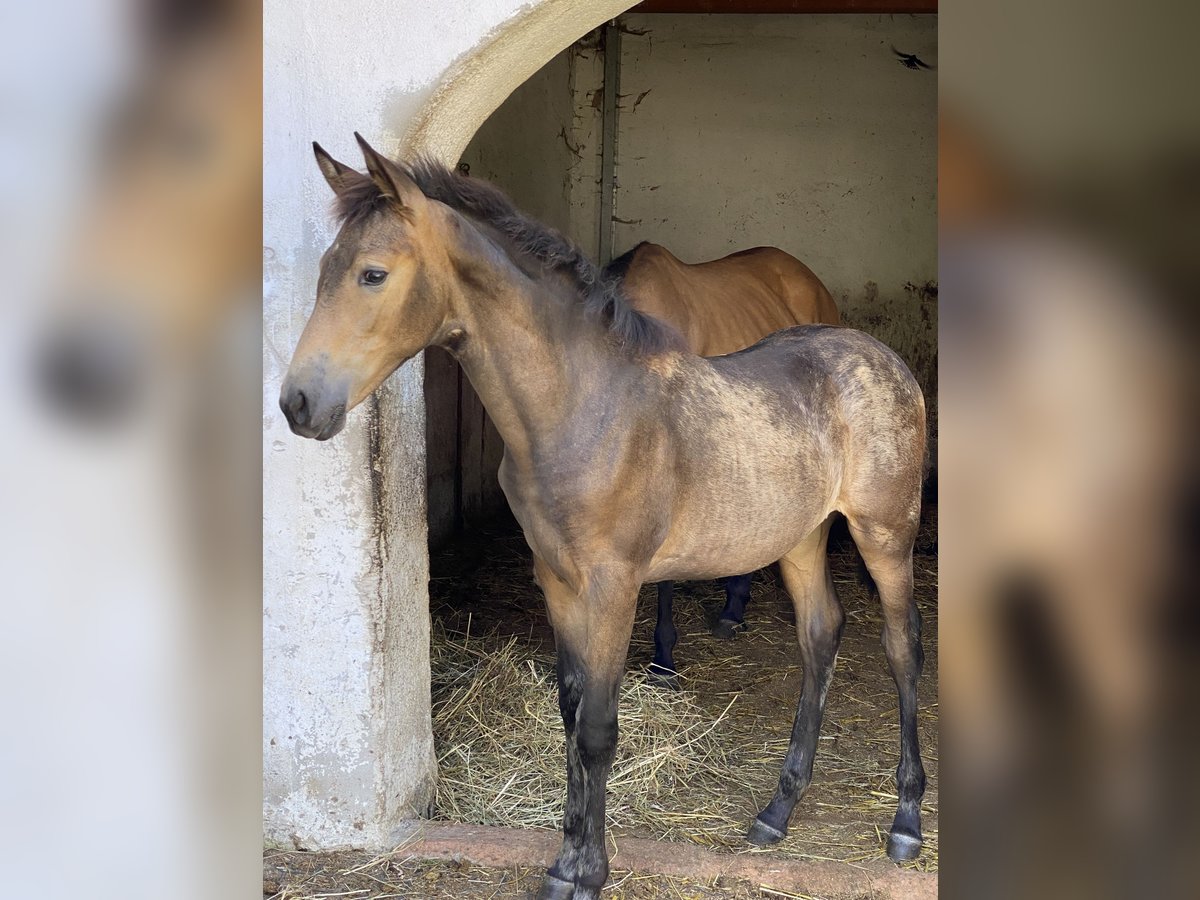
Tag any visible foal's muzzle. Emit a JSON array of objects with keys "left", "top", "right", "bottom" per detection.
[{"left": 279, "top": 370, "right": 349, "bottom": 441}]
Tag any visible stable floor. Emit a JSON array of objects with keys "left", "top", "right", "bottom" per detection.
[{"left": 266, "top": 511, "right": 938, "bottom": 899}]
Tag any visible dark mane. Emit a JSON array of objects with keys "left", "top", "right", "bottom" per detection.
[
  {"left": 333, "top": 174, "right": 411, "bottom": 228},
  {"left": 401, "top": 159, "right": 681, "bottom": 354}
]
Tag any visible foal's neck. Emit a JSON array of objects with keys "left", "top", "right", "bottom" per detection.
[{"left": 440, "top": 228, "right": 643, "bottom": 461}]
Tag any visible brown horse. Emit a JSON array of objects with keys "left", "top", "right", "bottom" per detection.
[
  {"left": 606, "top": 242, "right": 841, "bottom": 681},
  {"left": 280, "top": 137, "right": 927, "bottom": 899},
  {"left": 610, "top": 241, "right": 840, "bottom": 357}
]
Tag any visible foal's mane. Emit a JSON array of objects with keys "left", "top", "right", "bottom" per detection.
[{"left": 337, "top": 157, "right": 680, "bottom": 354}]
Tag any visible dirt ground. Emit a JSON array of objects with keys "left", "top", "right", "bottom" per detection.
[
  {"left": 266, "top": 509, "right": 937, "bottom": 899},
  {"left": 264, "top": 850, "right": 809, "bottom": 899}
]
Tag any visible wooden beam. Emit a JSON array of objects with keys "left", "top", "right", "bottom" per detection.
[
  {"left": 598, "top": 21, "right": 622, "bottom": 265},
  {"left": 389, "top": 822, "right": 938, "bottom": 900},
  {"left": 631, "top": 0, "right": 936, "bottom": 13}
]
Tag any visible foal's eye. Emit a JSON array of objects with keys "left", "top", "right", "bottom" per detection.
[{"left": 361, "top": 269, "right": 388, "bottom": 286}]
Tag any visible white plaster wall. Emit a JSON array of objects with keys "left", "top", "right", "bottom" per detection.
[
  {"left": 615, "top": 13, "right": 937, "bottom": 296},
  {"left": 264, "top": 0, "right": 637, "bottom": 851},
  {"left": 262, "top": 0, "right": 530, "bottom": 851}
]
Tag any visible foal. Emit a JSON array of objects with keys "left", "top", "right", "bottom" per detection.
[
  {"left": 281, "top": 137, "right": 927, "bottom": 899},
  {"left": 606, "top": 242, "right": 840, "bottom": 680}
]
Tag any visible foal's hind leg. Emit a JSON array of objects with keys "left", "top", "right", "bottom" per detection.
[
  {"left": 748, "top": 515, "right": 844, "bottom": 845},
  {"left": 849, "top": 516, "right": 926, "bottom": 862}
]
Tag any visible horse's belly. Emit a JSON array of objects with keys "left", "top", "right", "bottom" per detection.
[{"left": 645, "top": 490, "right": 830, "bottom": 582}]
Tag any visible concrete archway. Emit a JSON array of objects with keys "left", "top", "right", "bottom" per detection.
[{"left": 402, "top": 0, "right": 636, "bottom": 162}]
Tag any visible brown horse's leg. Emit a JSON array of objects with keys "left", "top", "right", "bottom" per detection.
[
  {"left": 850, "top": 519, "right": 926, "bottom": 862},
  {"left": 712, "top": 574, "right": 753, "bottom": 639},
  {"left": 650, "top": 581, "right": 680, "bottom": 687},
  {"left": 748, "top": 516, "right": 843, "bottom": 845},
  {"left": 535, "top": 557, "right": 639, "bottom": 900}
]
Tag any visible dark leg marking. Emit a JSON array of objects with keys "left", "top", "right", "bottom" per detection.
[
  {"left": 546, "top": 647, "right": 587, "bottom": 888},
  {"left": 713, "top": 573, "right": 753, "bottom": 639},
  {"left": 883, "top": 599, "right": 926, "bottom": 862},
  {"left": 572, "top": 680, "right": 620, "bottom": 894},
  {"left": 751, "top": 612, "right": 845, "bottom": 842},
  {"left": 750, "top": 520, "right": 843, "bottom": 844},
  {"left": 539, "top": 566, "right": 638, "bottom": 898},
  {"left": 849, "top": 519, "right": 926, "bottom": 864},
  {"left": 650, "top": 581, "right": 679, "bottom": 688}
]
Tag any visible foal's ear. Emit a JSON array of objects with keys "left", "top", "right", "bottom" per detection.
[
  {"left": 354, "top": 132, "right": 421, "bottom": 209},
  {"left": 312, "top": 142, "right": 359, "bottom": 195}
]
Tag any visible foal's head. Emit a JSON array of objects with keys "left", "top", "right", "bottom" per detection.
[{"left": 280, "top": 135, "right": 457, "bottom": 440}]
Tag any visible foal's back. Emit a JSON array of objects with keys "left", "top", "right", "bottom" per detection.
[{"left": 610, "top": 242, "right": 840, "bottom": 356}]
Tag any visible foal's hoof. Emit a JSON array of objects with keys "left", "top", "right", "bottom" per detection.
[
  {"left": 647, "top": 663, "right": 680, "bottom": 690},
  {"left": 886, "top": 829, "right": 923, "bottom": 863},
  {"left": 711, "top": 618, "right": 747, "bottom": 641},
  {"left": 536, "top": 874, "right": 575, "bottom": 900},
  {"left": 746, "top": 817, "right": 787, "bottom": 846}
]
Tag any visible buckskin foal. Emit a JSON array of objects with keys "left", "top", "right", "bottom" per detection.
[{"left": 280, "top": 137, "right": 927, "bottom": 900}]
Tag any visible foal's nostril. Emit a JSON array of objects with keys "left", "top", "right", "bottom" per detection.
[
  {"left": 289, "top": 390, "right": 309, "bottom": 426},
  {"left": 281, "top": 387, "right": 310, "bottom": 428}
]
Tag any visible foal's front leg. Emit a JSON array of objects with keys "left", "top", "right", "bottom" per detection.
[{"left": 534, "top": 558, "right": 639, "bottom": 900}]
